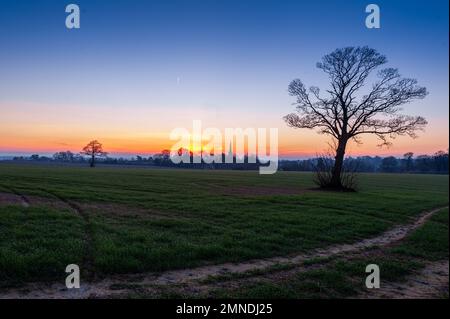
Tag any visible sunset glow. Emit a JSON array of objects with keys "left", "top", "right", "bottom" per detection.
[{"left": 0, "top": 0, "right": 448, "bottom": 158}]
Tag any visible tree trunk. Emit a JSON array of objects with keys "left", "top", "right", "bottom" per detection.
[
  {"left": 90, "top": 154, "right": 95, "bottom": 167},
  {"left": 330, "top": 137, "right": 348, "bottom": 189}
]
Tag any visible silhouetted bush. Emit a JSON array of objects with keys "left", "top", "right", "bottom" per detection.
[{"left": 313, "top": 154, "right": 359, "bottom": 191}]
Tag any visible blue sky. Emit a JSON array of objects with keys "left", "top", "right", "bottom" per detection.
[{"left": 0, "top": 0, "right": 448, "bottom": 157}]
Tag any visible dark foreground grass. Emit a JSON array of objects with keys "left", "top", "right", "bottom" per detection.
[
  {"left": 0, "top": 206, "right": 84, "bottom": 287},
  {"left": 209, "top": 208, "right": 449, "bottom": 299},
  {"left": 0, "top": 163, "right": 448, "bottom": 286}
]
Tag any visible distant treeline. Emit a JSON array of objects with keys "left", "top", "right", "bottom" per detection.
[
  {"left": 7, "top": 150, "right": 449, "bottom": 174},
  {"left": 280, "top": 151, "right": 449, "bottom": 174}
]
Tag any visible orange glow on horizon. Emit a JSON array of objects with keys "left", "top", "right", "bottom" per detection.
[
  {"left": 1, "top": 131, "right": 447, "bottom": 158},
  {"left": 0, "top": 102, "right": 447, "bottom": 158}
]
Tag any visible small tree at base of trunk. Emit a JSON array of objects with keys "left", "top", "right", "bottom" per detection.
[
  {"left": 284, "top": 46, "right": 428, "bottom": 190},
  {"left": 81, "top": 140, "right": 108, "bottom": 167}
]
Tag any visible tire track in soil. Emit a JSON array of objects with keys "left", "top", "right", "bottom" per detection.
[
  {"left": 42, "top": 191, "right": 96, "bottom": 281},
  {"left": 0, "top": 206, "right": 447, "bottom": 299},
  {"left": 0, "top": 186, "right": 30, "bottom": 208},
  {"left": 129, "top": 206, "right": 447, "bottom": 286},
  {"left": 359, "top": 260, "right": 449, "bottom": 299}
]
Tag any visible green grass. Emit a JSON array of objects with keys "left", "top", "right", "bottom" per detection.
[
  {"left": 0, "top": 163, "right": 448, "bottom": 286},
  {"left": 209, "top": 208, "right": 449, "bottom": 299},
  {"left": 392, "top": 208, "right": 449, "bottom": 261},
  {"left": 216, "top": 269, "right": 358, "bottom": 299},
  {"left": 0, "top": 205, "right": 84, "bottom": 287}
]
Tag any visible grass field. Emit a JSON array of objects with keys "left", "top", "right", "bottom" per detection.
[
  {"left": 0, "top": 163, "right": 448, "bottom": 297},
  {"left": 192, "top": 208, "right": 449, "bottom": 299}
]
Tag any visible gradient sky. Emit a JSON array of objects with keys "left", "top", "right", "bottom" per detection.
[{"left": 0, "top": 0, "right": 448, "bottom": 158}]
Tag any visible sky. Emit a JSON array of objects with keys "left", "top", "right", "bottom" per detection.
[{"left": 0, "top": 0, "right": 448, "bottom": 158}]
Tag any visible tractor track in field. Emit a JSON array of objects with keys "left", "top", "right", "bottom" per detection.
[
  {"left": 40, "top": 190, "right": 96, "bottom": 281},
  {"left": 0, "top": 188, "right": 30, "bottom": 208},
  {"left": 0, "top": 206, "right": 447, "bottom": 299},
  {"left": 359, "top": 260, "right": 449, "bottom": 299}
]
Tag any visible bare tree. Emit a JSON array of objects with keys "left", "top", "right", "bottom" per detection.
[
  {"left": 81, "top": 140, "right": 107, "bottom": 167},
  {"left": 284, "top": 46, "right": 427, "bottom": 190},
  {"left": 403, "top": 152, "right": 414, "bottom": 172}
]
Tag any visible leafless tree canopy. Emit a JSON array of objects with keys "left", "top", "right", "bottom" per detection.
[
  {"left": 284, "top": 46, "right": 428, "bottom": 189},
  {"left": 81, "top": 140, "right": 107, "bottom": 167}
]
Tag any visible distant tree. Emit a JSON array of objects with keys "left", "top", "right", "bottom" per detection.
[
  {"left": 53, "top": 151, "right": 75, "bottom": 162},
  {"left": 415, "top": 155, "right": 431, "bottom": 172},
  {"left": 403, "top": 152, "right": 414, "bottom": 172},
  {"left": 81, "top": 140, "right": 107, "bottom": 167},
  {"left": 432, "top": 150, "right": 449, "bottom": 173},
  {"left": 30, "top": 154, "right": 39, "bottom": 161},
  {"left": 284, "top": 46, "right": 427, "bottom": 190},
  {"left": 153, "top": 149, "right": 171, "bottom": 165},
  {"left": 161, "top": 149, "right": 171, "bottom": 160},
  {"left": 380, "top": 156, "right": 399, "bottom": 172}
]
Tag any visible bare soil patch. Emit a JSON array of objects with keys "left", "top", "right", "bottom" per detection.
[
  {"left": 359, "top": 260, "right": 449, "bottom": 299},
  {"left": 25, "top": 195, "right": 70, "bottom": 210},
  {"left": 0, "top": 192, "right": 24, "bottom": 206},
  {"left": 0, "top": 190, "right": 29, "bottom": 207}
]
